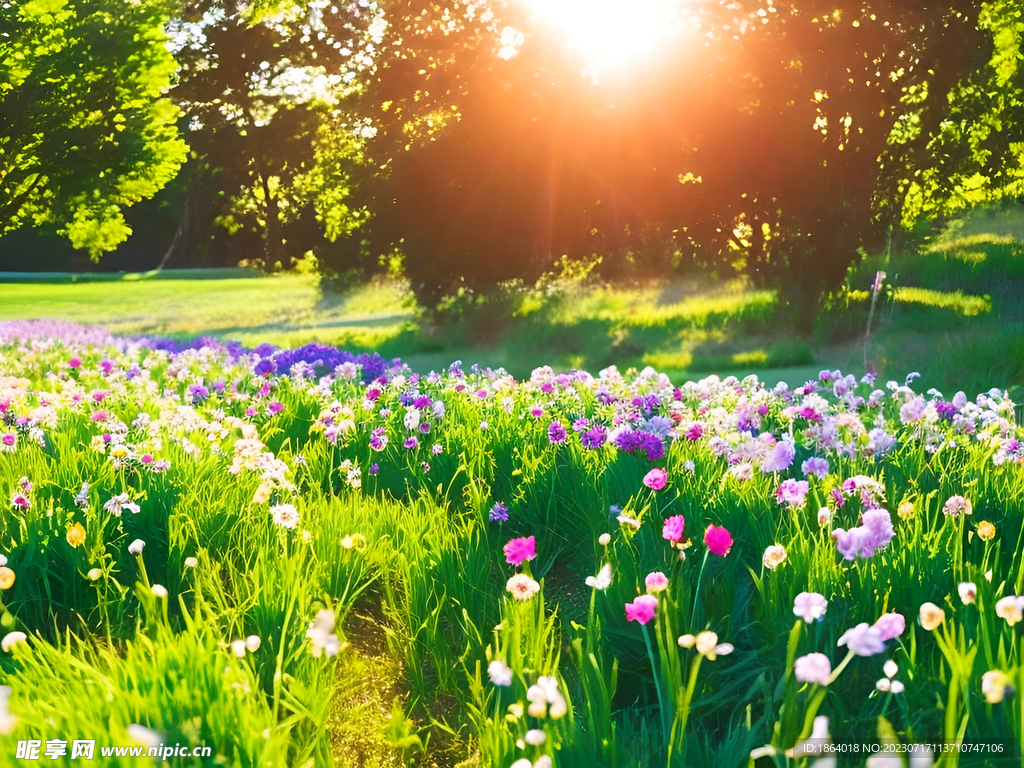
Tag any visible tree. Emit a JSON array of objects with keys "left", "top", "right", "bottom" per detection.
[
  {"left": 333, "top": 0, "right": 987, "bottom": 308},
  {"left": 879, "top": 0, "right": 1024, "bottom": 226},
  {"left": 168, "top": 0, "right": 378, "bottom": 269},
  {"left": 0, "top": 0, "right": 187, "bottom": 256}
]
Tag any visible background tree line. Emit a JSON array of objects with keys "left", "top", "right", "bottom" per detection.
[{"left": 2, "top": 0, "right": 1023, "bottom": 308}]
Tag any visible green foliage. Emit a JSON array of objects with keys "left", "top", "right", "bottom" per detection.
[
  {"left": 0, "top": 0, "right": 187, "bottom": 257},
  {"left": 884, "top": 0, "right": 1024, "bottom": 227}
]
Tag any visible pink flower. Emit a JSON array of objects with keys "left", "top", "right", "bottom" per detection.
[
  {"left": 704, "top": 524, "right": 733, "bottom": 556},
  {"left": 625, "top": 594, "right": 658, "bottom": 624},
  {"left": 503, "top": 536, "right": 537, "bottom": 565},
  {"left": 873, "top": 612, "right": 905, "bottom": 641},
  {"left": 645, "top": 571, "right": 669, "bottom": 594},
  {"left": 662, "top": 515, "right": 685, "bottom": 543},
  {"left": 643, "top": 468, "right": 667, "bottom": 490}
]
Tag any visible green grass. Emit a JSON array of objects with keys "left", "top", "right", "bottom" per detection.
[
  {"left": 0, "top": 274, "right": 414, "bottom": 347},
  {"left": 2, "top": 224, "right": 1023, "bottom": 399}
]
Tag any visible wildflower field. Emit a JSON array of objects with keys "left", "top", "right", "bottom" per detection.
[{"left": 0, "top": 320, "right": 1023, "bottom": 767}]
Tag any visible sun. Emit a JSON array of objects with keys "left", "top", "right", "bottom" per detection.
[{"left": 522, "top": 0, "right": 684, "bottom": 76}]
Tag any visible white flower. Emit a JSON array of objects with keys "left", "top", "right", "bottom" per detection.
[
  {"left": 231, "top": 639, "right": 247, "bottom": 658},
  {"left": 245, "top": 635, "right": 261, "bottom": 653},
  {"left": 1, "top": 632, "right": 27, "bottom": 652},
  {"left": 598, "top": 533, "right": 611, "bottom": 546},
  {"left": 883, "top": 659, "right": 898, "bottom": 679},
  {"left": 487, "top": 660, "right": 513, "bottom": 687},
  {"left": 151, "top": 584, "right": 168, "bottom": 599},
  {"left": 818, "top": 507, "right": 833, "bottom": 527},
  {"left": 184, "top": 556, "right": 198, "bottom": 568},
  {"left": 585, "top": 563, "right": 613, "bottom": 590},
  {"left": 270, "top": 503, "right": 300, "bottom": 529},
  {"left": 307, "top": 609, "right": 342, "bottom": 658},
  {"left": 794, "top": 653, "right": 831, "bottom": 686},
  {"left": 526, "top": 676, "right": 567, "bottom": 719},
  {"left": 510, "top": 761, "right": 532, "bottom": 768},
  {"left": 762, "top": 544, "right": 787, "bottom": 569},
  {"left": 524, "top": 729, "right": 546, "bottom": 745},
  {"left": 0, "top": 686, "right": 16, "bottom": 735},
  {"left": 958, "top": 582, "right": 977, "bottom": 605},
  {"left": 403, "top": 407, "right": 420, "bottom": 432},
  {"left": 790, "top": 715, "right": 830, "bottom": 757},
  {"left": 126, "top": 724, "right": 162, "bottom": 748},
  {"left": 128, "top": 539, "right": 145, "bottom": 555}
]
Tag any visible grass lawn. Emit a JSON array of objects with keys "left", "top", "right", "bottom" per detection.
[{"left": 2, "top": 237, "right": 1022, "bottom": 402}]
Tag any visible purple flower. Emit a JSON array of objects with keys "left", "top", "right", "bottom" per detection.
[
  {"left": 431, "top": 443, "right": 443, "bottom": 455},
  {"left": 580, "top": 425, "right": 607, "bottom": 449},
  {"left": 369, "top": 463, "right": 379, "bottom": 475},
  {"left": 935, "top": 401, "right": 957, "bottom": 420},
  {"left": 254, "top": 358, "right": 277, "bottom": 377},
  {"left": 403, "top": 437, "right": 419, "bottom": 450},
  {"left": 685, "top": 425, "right": 703, "bottom": 441},
  {"left": 548, "top": 421, "right": 567, "bottom": 444},
  {"left": 832, "top": 508, "right": 895, "bottom": 560},
  {"left": 268, "top": 401, "right": 284, "bottom": 415},
  {"left": 761, "top": 440, "right": 796, "bottom": 473},
  {"left": 801, "top": 457, "right": 829, "bottom": 479},
  {"left": 489, "top": 503, "right": 509, "bottom": 522},
  {"left": 413, "top": 396, "right": 431, "bottom": 409},
  {"left": 419, "top": 422, "right": 431, "bottom": 434},
  {"left": 837, "top": 623, "right": 886, "bottom": 657},
  {"left": 572, "top": 417, "right": 590, "bottom": 432},
  {"left": 369, "top": 428, "right": 388, "bottom": 452},
  {"left": 188, "top": 384, "right": 210, "bottom": 402}
]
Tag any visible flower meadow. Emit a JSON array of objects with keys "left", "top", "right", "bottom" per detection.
[{"left": 0, "top": 320, "right": 1022, "bottom": 766}]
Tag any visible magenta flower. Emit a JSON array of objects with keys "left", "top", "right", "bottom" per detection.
[
  {"left": 775, "top": 479, "right": 810, "bottom": 509},
  {"left": 625, "top": 594, "right": 658, "bottom": 624},
  {"left": 643, "top": 468, "right": 667, "bottom": 490},
  {"left": 68, "top": 357, "right": 82, "bottom": 369},
  {"left": 503, "top": 536, "right": 537, "bottom": 565},
  {"left": 645, "top": 571, "right": 669, "bottom": 593},
  {"left": 704, "top": 524, "right": 733, "bottom": 556},
  {"left": 662, "top": 515, "right": 685, "bottom": 543}
]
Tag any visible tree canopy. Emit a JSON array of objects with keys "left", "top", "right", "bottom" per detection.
[
  {"left": 1, "top": 0, "right": 1021, "bottom": 301},
  {"left": 0, "top": 0, "right": 187, "bottom": 256},
  {"left": 337, "top": 0, "right": 989, "bottom": 306}
]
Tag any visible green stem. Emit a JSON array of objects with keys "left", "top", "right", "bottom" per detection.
[
  {"left": 641, "top": 622, "right": 670, "bottom": 748},
  {"left": 692, "top": 550, "right": 709, "bottom": 622},
  {"left": 827, "top": 649, "right": 857, "bottom": 684},
  {"left": 669, "top": 653, "right": 703, "bottom": 763}
]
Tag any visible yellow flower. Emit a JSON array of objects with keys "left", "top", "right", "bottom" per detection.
[
  {"left": 897, "top": 501, "right": 915, "bottom": 520},
  {"left": 252, "top": 482, "right": 272, "bottom": 505},
  {"left": 66, "top": 522, "right": 86, "bottom": 548},
  {"left": 919, "top": 602, "right": 945, "bottom": 631},
  {"left": 110, "top": 445, "right": 128, "bottom": 459},
  {"left": 977, "top": 521, "right": 996, "bottom": 541},
  {"left": 0, "top": 567, "right": 14, "bottom": 590},
  {"left": 982, "top": 670, "right": 1011, "bottom": 704}
]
